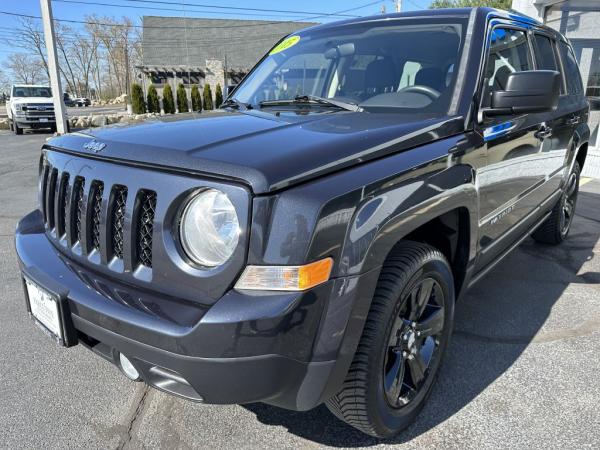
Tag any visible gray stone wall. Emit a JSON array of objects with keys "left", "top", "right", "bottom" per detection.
[{"left": 205, "top": 59, "right": 225, "bottom": 102}]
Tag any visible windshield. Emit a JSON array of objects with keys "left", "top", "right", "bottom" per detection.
[
  {"left": 232, "top": 18, "right": 467, "bottom": 115},
  {"left": 12, "top": 86, "right": 52, "bottom": 98}
]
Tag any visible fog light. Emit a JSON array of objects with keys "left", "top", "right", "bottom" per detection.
[{"left": 119, "top": 353, "right": 141, "bottom": 381}]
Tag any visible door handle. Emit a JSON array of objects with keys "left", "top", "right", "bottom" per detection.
[
  {"left": 534, "top": 126, "right": 552, "bottom": 140},
  {"left": 567, "top": 116, "right": 580, "bottom": 125}
]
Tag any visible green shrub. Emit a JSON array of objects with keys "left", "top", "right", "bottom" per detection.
[
  {"left": 176, "top": 83, "right": 189, "bottom": 113},
  {"left": 203, "top": 84, "right": 213, "bottom": 110},
  {"left": 146, "top": 84, "right": 160, "bottom": 113},
  {"left": 162, "top": 84, "right": 175, "bottom": 114},
  {"left": 191, "top": 85, "right": 202, "bottom": 112},
  {"left": 131, "top": 83, "right": 146, "bottom": 114},
  {"left": 215, "top": 83, "right": 223, "bottom": 108}
]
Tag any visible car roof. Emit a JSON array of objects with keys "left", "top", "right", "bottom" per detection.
[{"left": 294, "top": 7, "right": 545, "bottom": 34}]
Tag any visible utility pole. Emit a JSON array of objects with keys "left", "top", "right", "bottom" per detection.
[
  {"left": 124, "top": 40, "right": 132, "bottom": 114},
  {"left": 40, "top": 0, "right": 68, "bottom": 134},
  {"left": 395, "top": 0, "right": 402, "bottom": 12}
]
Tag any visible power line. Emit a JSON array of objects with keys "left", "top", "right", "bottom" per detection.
[
  {"left": 56, "top": 0, "right": 363, "bottom": 18},
  {"left": 51, "top": 0, "right": 330, "bottom": 19},
  {"left": 0, "top": 1, "right": 381, "bottom": 30}
]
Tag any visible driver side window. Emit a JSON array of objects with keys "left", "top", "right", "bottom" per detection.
[{"left": 481, "top": 27, "right": 532, "bottom": 108}]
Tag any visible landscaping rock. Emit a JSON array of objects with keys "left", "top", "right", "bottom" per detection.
[{"left": 90, "top": 115, "right": 107, "bottom": 127}]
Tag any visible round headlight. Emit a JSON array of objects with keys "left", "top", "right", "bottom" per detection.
[{"left": 179, "top": 189, "right": 240, "bottom": 267}]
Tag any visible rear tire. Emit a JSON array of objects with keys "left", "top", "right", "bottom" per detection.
[
  {"left": 326, "top": 241, "right": 455, "bottom": 438},
  {"left": 532, "top": 161, "right": 580, "bottom": 245}
]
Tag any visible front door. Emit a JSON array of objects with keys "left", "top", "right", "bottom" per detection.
[{"left": 475, "top": 25, "right": 550, "bottom": 270}]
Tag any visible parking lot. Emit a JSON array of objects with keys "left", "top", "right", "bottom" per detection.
[{"left": 1, "top": 129, "right": 599, "bottom": 449}]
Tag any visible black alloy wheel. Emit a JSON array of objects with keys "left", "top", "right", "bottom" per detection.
[
  {"left": 560, "top": 170, "right": 578, "bottom": 236},
  {"left": 327, "top": 241, "right": 454, "bottom": 438},
  {"left": 383, "top": 277, "right": 445, "bottom": 408},
  {"left": 532, "top": 161, "right": 580, "bottom": 245}
]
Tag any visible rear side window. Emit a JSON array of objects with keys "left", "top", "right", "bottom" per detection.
[
  {"left": 558, "top": 41, "right": 584, "bottom": 95},
  {"left": 534, "top": 34, "right": 558, "bottom": 71},
  {"left": 534, "top": 34, "right": 565, "bottom": 94}
]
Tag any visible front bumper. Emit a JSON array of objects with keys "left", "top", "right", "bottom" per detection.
[
  {"left": 15, "top": 115, "right": 55, "bottom": 128},
  {"left": 15, "top": 210, "right": 380, "bottom": 410}
]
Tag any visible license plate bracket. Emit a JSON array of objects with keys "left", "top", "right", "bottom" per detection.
[{"left": 23, "top": 277, "right": 77, "bottom": 347}]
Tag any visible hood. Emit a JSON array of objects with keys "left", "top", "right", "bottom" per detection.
[
  {"left": 11, "top": 97, "right": 53, "bottom": 105},
  {"left": 46, "top": 110, "right": 464, "bottom": 194}
]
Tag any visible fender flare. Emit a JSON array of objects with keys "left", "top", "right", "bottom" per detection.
[{"left": 339, "top": 164, "right": 479, "bottom": 278}]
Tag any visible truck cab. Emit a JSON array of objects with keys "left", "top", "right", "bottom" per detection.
[{"left": 7, "top": 84, "right": 56, "bottom": 135}]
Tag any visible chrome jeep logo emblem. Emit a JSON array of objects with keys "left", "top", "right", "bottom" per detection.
[{"left": 83, "top": 140, "right": 106, "bottom": 153}]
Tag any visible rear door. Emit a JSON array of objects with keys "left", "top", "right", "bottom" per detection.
[
  {"left": 476, "top": 25, "right": 549, "bottom": 270},
  {"left": 555, "top": 39, "right": 589, "bottom": 169},
  {"left": 530, "top": 32, "right": 571, "bottom": 197}
]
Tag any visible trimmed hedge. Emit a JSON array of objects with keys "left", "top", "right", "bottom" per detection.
[
  {"left": 131, "top": 83, "right": 146, "bottom": 114},
  {"left": 191, "top": 85, "right": 202, "bottom": 112},
  {"left": 162, "top": 84, "right": 175, "bottom": 114},
  {"left": 147, "top": 84, "right": 160, "bottom": 113},
  {"left": 176, "top": 83, "right": 189, "bottom": 113}
]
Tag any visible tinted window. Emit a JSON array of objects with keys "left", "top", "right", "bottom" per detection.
[
  {"left": 482, "top": 28, "right": 532, "bottom": 107},
  {"left": 559, "top": 41, "right": 584, "bottom": 95},
  {"left": 534, "top": 34, "right": 558, "bottom": 71}
]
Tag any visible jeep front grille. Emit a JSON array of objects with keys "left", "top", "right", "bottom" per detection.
[
  {"left": 136, "top": 190, "right": 156, "bottom": 268},
  {"left": 90, "top": 182, "right": 104, "bottom": 251},
  {"left": 57, "top": 172, "right": 70, "bottom": 238},
  {"left": 73, "top": 177, "right": 85, "bottom": 243},
  {"left": 41, "top": 163, "right": 157, "bottom": 269},
  {"left": 110, "top": 186, "right": 127, "bottom": 259}
]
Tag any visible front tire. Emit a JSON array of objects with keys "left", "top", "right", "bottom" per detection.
[
  {"left": 326, "top": 241, "right": 455, "bottom": 438},
  {"left": 532, "top": 161, "right": 580, "bottom": 245},
  {"left": 14, "top": 121, "right": 23, "bottom": 135}
]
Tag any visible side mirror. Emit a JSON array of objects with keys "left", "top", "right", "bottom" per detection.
[{"left": 483, "top": 70, "right": 560, "bottom": 117}]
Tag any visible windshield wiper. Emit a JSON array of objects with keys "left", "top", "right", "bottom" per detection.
[
  {"left": 259, "top": 95, "right": 362, "bottom": 112},
  {"left": 220, "top": 98, "right": 253, "bottom": 110}
]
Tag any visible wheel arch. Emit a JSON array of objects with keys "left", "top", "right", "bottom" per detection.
[{"left": 340, "top": 171, "right": 478, "bottom": 299}]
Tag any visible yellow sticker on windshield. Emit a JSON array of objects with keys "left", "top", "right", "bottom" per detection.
[{"left": 269, "top": 36, "right": 300, "bottom": 55}]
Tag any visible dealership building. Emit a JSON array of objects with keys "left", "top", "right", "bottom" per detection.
[
  {"left": 138, "top": 16, "right": 316, "bottom": 101},
  {"left": 512, "top": 0, "right": 600, "bottom": 177}
]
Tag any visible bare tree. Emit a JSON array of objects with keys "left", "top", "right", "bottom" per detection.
[
  {"left": 10, "top": 18, "right": 50, "bottom": 81},
  {"left": 5, "top": 53, "right": 46, "bottom": 84},
  {"left": 70, "top": 29, "right": 100, "bottom": 99}
]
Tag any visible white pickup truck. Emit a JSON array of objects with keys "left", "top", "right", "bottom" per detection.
[{"left": 7, "top": 84, "right": 56, "bottom": 135}]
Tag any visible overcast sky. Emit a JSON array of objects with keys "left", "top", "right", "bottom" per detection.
[{"left": 0, "top": 0, "right": 433, "bottom": 64}]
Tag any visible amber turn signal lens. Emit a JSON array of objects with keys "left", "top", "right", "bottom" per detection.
[{"left": 235, "top": 257, "right": 334, "bottom": 291}]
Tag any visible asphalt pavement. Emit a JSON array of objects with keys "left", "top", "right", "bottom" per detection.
[{"left": 1, "top": 129, "right": 599, "bottom": 449}]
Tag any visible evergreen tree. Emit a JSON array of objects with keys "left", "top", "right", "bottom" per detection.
[
  {"left": 146, "top": 84, "right": 160, "bottom": 113},
  {"left": 191, "top": 84, "right": 202, "bottom": 112},
  {"left": 130, "top": 83, "right": 146, "bottom": 114},
  {"left": 162, "top": 84, "right": 175, "bottom": 114},
  {"left": 176, "top": 83, "right": 189, "bottom": 113},
  {"left": 203, "top": 84, "right": 214, "bottom": 110},
  {"left": 215, "top": 83, "right": 223, "bottom": 108}
]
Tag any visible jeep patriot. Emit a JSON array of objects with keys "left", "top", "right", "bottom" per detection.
[{"left": 15, "top": 8, "right": 590, "bottom": 437}]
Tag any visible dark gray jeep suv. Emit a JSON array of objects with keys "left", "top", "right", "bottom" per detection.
[{"left": 15, "top": 8, "right": 590, "bottom": 437}]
